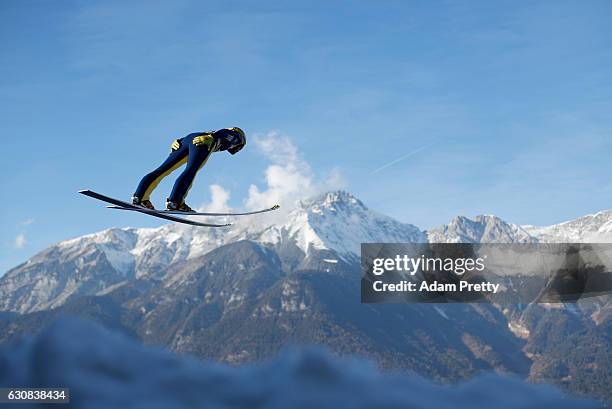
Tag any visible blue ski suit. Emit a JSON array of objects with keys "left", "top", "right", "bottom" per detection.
[{"left": 134, "top": 129, "right": 241, "bottom": 205}]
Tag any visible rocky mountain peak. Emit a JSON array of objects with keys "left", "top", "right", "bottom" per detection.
[
  {"left": 523, "top": 210, "right": 612, "bottom": 242},
  {"left": 427, "top": 214, "right": 537, "bottom": 243},
  {"left": 299, "top": 190, "right": 365, "bottom": 212}
]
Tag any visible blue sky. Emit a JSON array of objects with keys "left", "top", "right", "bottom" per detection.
[{"left": 1, "top": 0, "right": 611, "bottom": 273}]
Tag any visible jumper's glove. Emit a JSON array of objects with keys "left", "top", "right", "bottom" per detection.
[
  {"left": 193, "top": 134, "right": 214, "bottom": 149},
  {"left": 171, "top": 139, "right": 181, "bottom": 151}
]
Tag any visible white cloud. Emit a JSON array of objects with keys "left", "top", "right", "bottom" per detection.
[
  {"left": 15, "top": 234, "right": 26, "bottom": 249},
  {"left": 245, "top": 132, "right": 345, "bottom": 211},
  {"left": 200, "top": 184, "right": 231, "bottom": 213},
  {"left": 322, "top": 167, "right": 348, "bottom": 192},
  {"left": 14, "top": 219, "right": 34, "bottom": 250},
  {"left": 190, "top": 132, "right": 346, "bottom": 230}
]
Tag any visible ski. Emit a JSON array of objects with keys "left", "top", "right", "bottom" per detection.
[
  {"left": 78, "top": 190, "right": 231, "bottom": 228},
  {"left": 106, "top": 204, "right": 280, "bottom": 216}
]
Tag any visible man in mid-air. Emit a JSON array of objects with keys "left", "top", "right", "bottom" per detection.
[{"left": 132, "top": 127, "right": 246, "bottom": 212}]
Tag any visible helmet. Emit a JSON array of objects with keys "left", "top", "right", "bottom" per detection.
[{"left": 227, "top": 127, "right": 246, "bottom": 155}]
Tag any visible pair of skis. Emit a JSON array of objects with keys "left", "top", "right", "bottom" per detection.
[{"left": 78, "top": 190, "right": 279, "bottom": 228}]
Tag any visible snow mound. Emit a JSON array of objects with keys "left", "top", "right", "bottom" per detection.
[{"left": 0, "top": 319, "right": 599, "bottom": 409}]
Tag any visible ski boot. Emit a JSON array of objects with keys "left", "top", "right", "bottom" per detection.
[
  {"left": 132, "top": 196, "right": 155, "bottom": 210},
  {"left": 166, "top": 198, "right": 195, "bottom": 213}
]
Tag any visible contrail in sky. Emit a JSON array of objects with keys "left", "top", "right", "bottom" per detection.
[{"left": 370, "top": 144, "right": 431, "bottom": 175}]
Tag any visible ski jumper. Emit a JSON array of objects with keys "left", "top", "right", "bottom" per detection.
[{"left": 134, "top": 129, "right": 243, "bottom": 205}]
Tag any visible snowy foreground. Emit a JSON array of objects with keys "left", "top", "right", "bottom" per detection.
[{"left": 0, "top": 319, "right": 601, "bottom": 409}]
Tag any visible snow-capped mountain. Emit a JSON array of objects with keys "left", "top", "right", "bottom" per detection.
[
  {"left": 523, "top": 210, "right": 612, "bottom": 243},
  {"left": 1, "top": 190, "right": 611, "bottom": 315},
  {"left": 0, "top": 191, "right": 423, "bottom": 313},
  {"left": 426, "top": 215, "right": 537, "bottom": 243},
  {"left": 260, "top": 191, "right": 426, "bottom": 257}
]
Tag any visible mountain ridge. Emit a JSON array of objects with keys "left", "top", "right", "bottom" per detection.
[{"left": 3, "top": 190, "right": 612, "bottom": 314}]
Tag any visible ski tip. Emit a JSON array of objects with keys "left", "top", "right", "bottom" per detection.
[
  {"left": 271, "top": 204, "right": 280, "bottom": 210},
  {"left": 203, "top": 222, "right": 232, "bottom": 227},
  {"left": 78, "top": 189, "right": 91, "bottom": 194}
]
